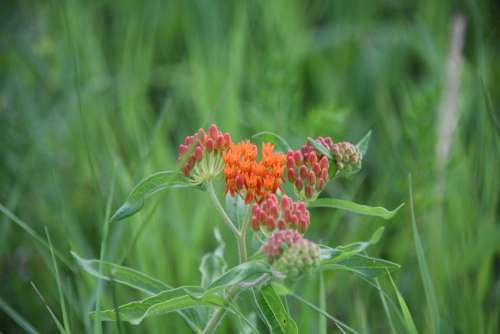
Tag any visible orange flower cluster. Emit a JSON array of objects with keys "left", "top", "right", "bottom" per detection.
[{"left": 223, "top": 141, "right": 285, "bottom": 203}]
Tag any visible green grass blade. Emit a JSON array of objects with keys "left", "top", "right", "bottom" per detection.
[
  {"left": 388, "top": 273, "right": 418, "bottom": 334},
  {"left": 94, "top": 178, "right": 115, "bottom": 334},
  {"left": 45, "top": 227, "right": 71, "bottom": 334},
  {"left": 308, "top": 198, "right": 404, "bottom": 220},
  {"left": 408, "top": 174, "right": 440, "bottom": 332},
  {"left": 30, "top": 282, "right": 67, "bottom": 334},
  {"left": 0, "top": 296, "right": 40, "bottom": 334},
  {"left": 0, "top": 203, "right": 72, "bottom": 269}
]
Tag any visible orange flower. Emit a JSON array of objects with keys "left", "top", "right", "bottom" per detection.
[{"left": 223, "top": 141, "right": 285, "bottom": 203}]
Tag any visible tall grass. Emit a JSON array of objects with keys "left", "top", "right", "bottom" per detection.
[{"left": 1, "top": 0, "right": 499, "bottom": 333}]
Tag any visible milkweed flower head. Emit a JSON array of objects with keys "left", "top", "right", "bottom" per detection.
[
  {"left": 223, "top": 141, "right": 285, "bottom": 204},
  {"left": 331, "top": 141, "right": 362, "bottom": 177},
  {"left": 286, "top": 136, "right": 333, "bottom": 200},
  {"left": 177, "top": 124, "right": 232, "bottom": 185},
  {"left": 262, "top": 229, "right": 320, "bottom": 278},
  {"left": 251, "top": 194, "right": 310, "bottom": 233}
]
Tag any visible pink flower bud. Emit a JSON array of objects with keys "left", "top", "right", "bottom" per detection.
[
  {"left": 319, "top": 156, "right": 329, "bottom": 169},
  {"left": 216, "top": 134, "right": 225, "bottom": 150},
  {"left": 287, "top": 168, "right": 296, "bottom": 182},
  {"left": 307, "top": 171, "right": 316, "bottom": 186},
  {"left": 295, "top": 178, "right": 304, "bottom": 191},
  {"left": 299, "top": 165, "right": 307, "bottom": 179},
  {"left": 178, "top": 144, "right": 188, "bottom": 155},
  {"left": 194, "top": 145, "right": 203, "bottom": 161},
  {"left": 305, "top": 185, "right": 313, "bottom": 198},
  {"left": 287, "top": 156, "right": 295, "bottom": 169},
  {"left": 208, "top": 124, "right": 218, "bottom": 139},
  {"left": 312, "top": 162, "right": 321, "bottom": 175},
  {"left": 206, "top": 138, "right": 214, "bottom": 152}
]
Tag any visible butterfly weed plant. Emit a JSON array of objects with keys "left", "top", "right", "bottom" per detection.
[{"left": 73, "top": 124, "right": 403, "bottom": 333}]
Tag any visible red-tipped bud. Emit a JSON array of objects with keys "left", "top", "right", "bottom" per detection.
[
  {"left": 295, "top": 178, "right": 304, "bottom": 191},
  {"left": 278, "top": 219, "right": 286, "bottom": 230},
  {"left": 178, "top": 144, "right": 189, "bottom": 156},
  {"left": 305, "top": 185, "right": 314, "bottom": 198},
  {"left": 287, "top": 156, "right": 295, "bottom": 169},
  {"left": 208, "top": 124, "right": 218, "bottom": 139},
  {"left": 293, "top": 151, "right": 303, "bottom": 164},
  {"left": 206, "top": 138, "right": 214, "bottom": 152},
  {"left": 281, "top": 195, "right": 292, "bottom": 209},
  {"left": 299, "top": 165, "right": 308, "bottom": 179},
  {"left": 223, "top": 132, "right": 232, "bottom": 147},
  {"left": 216, "top": 135, "right": 225, "bottom": 150},
  {"left": 307, "top": 171, "right": 316, "bottom": 185},
  {"left": 287, "top": 168, "right": 296, "bottom": 182},
  {"left": 312, "top": 162, "right": 321, "bottom": 175},
  {"left": 319, "top": 156, "right": 329, "bottom": 169},
  {"left": 307, "top": 151, "right": 318, "bottom": 165},
  {"left": 194, "top": 145, "right": 203, "bottom": 161}
]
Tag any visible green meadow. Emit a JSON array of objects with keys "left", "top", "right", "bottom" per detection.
[{"left": 1, "top": 1, "right": 499, "bottom": 333}]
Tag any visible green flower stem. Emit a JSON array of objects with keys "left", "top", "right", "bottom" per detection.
[
  {"left": 206, "top": 181, "right": 241, "bottom": 239},
  {"left": 203, "top": 181, "right": 251, "bottom": 334}
]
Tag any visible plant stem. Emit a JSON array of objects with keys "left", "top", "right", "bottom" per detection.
[
  {"left": 206, "top": 181, "right": 241, "bottom": 238},
  {"left": 203, "top": 181, "right": 251, "bottom": 334}
]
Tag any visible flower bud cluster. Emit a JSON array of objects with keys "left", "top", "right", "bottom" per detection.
[
  {"left": 331, "top": 141, "right": 362, "bottom": 177},
  {"left": 262, "top": 230, "right": 320, "bottom": 278},
  {"left": 261, "top": 229, "right": 302, "bottom": 261},
  {"left": 251, "top": 194, "right": 310, "bottom": 233},
  {"left": 286, "top": 137, "right": 332, "bottom": 200},
  {"left": 177, "top": 124, "right": 232, "bottom": 183}
]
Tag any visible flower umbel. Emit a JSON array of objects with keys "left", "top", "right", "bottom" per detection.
[
  {"left": 286, "top": 136, "right": 332, "bottom": 200},
  {"left": 251, "top": 194, "right": 310, "bottom": 233},
  {"left": 331, "top": 141, "right": 362, "bottom": 177},
  {"left": 262, "top": 229, "right": 320, "bottom": 278},
  {"left": 223, "top": 141, "right": 285, "bottom": 203},
  {"left": 177, "top": 124, "right": 232, "bottom": 185}
]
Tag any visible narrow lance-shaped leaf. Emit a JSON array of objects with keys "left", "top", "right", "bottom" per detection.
[
  {"left": 72, "top": 252, "right": 206, "bottom": 332},
  {"left": 308, "top": 198, "right": 404, "bottom": 220},
  {"left": 91, "top": 287, "right": 225, "bottom": 325},
  {"left": 257, "top": 284, "right": 298, "bottom": 334},
  {"left": 325, "top": 255, "right": 401, "bottom": 279},
  {"left": 307, "top": 137, "right": 333, "bottom": 159},
  {"left": 356, "top": 130, "right": 371, "bottom": 156},
  {"left": 72, "top": 252, "right": 170, "bottom": 294},
  {"left": 111, "top": 170, "right": 193, "bottom": 222}
]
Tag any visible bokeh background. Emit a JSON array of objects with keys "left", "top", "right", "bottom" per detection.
[{"left": 1, "top": 0, "right": 499, "bottom": 333}]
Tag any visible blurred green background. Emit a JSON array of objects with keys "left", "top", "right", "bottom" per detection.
[{"left": 1, "top": 0, "right": 499, "bottom": 333}]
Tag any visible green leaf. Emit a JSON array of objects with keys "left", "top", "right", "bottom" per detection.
[
  {"left": 320, "top": 227, "right": 400, "bottom": 278},
  {"left": 308, "top": 198, "right": 404, "bottom": 220},
  {"left": 111, "top": 170, "right": 192, "bottom": 222},
  {"left": 252, "top": 131, "right": 291, "bottom": 151},
  {"left": 307, "top": 137, "right": 333, "bottom": 159},
  {"left": 408, "top": 174, "right": 439, "bottom": 332},
  {"left": 92, "top": 287, "right": 225, "bottom": 325},
  {"left": 324, "top": 254, "right": 401, "bottom": 279},
  {"left": 321, "top": 227, "right": 385, "bottom": 261},
  {"left": 257, "top": 284, "right": 298, "bottom": 334},
  {"left": 356, "top": 130, "right": 371, "bottom": 156},
  {"left": 208, "top": 260, "right": 271, "bottom": 290},
  {"left": 72, "top": 251, "right": 171, "bottom": 294},
  {"left": 225, "top": 193, "right": 250, "bottom": 228},
  {"left": 388, "top": 273, "right": 418, "bottom": 334},
  {"left": 199, "top": 228, "right": 227, "bottom": 289}
]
